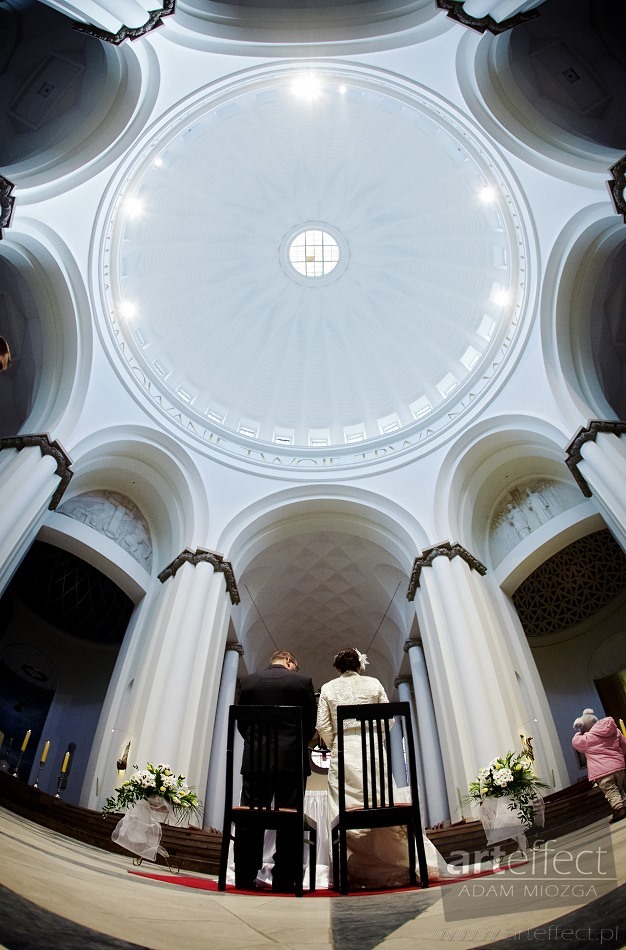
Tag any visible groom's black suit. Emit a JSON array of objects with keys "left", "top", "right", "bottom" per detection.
[{"left": 235, "top": 663, "right": 317, "bottom": 890}]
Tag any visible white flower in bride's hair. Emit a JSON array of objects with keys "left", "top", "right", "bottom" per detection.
[{"left": 355, "top": 649, "right": 369, "bottom": 672}]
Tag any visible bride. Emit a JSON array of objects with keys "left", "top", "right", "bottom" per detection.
[{"left": 315, "top": 647, "right": 475, "bottom": 889}]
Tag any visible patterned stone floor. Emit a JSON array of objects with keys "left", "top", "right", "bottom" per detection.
[{"left": 1, "top": 807, "right": 625, "bottom": 950}]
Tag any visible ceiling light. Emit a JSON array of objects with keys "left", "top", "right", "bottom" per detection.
[
  {"left": 490, "top": 285, "right": 510, "bottom": 307},
  {"left": 124, "top": 196, "right": 143, "bottom": 218},
  {"left": 479, "top": 185, "right": 497, "bottom": 203},
  {"left": 120, "top": 300, "right": 137, "bottom": 318},
  {"left": 291, "top": 74, "right": 322, "bottom": 101}
]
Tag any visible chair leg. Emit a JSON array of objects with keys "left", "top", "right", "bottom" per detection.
[
  {"left": 331, "top": 832, "right": 339, "bottom": 891},
  {"left": 407, "top": 822, "right": 417, "bottom": 887},
  {"left": 218, "top": 822, "right": 232, "bottom": 891},
  {"left": 308, "top": 831, "right": 316, "bottom": 892},
  {"left": 339, "top": 829, "right": 349, "bottom": 896}
]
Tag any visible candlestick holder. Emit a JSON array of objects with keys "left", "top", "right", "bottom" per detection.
[
  {"left": 33, "top": 759, "right": 47, "bottom": 788},
  {"left": 55, "top": 773, "right": 65, "bottom": 798},
  {"left": 11, "top": 749, "right": 24, "bottom": 778}
]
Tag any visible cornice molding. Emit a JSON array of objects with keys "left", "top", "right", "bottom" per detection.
[
  {"left": 73, "top": 0, "right": 175, "bottom": 45},
  {"left": 436, "top": 0, "right": 539, "bottom": 35},
  {"left": 157, "top": 546, "right": 240, "bottom": 604},
  {"left": 0, "top": 433, "right": 73, "bottom": 510},
  {"left": 407, "top": 540, "right": 487, "bottom": 601},
  {"left": 0, "top": 175, "right": 16, "bottom": 237},
  {"left": 565, "top": 419, "right": 626, "bottom": 498},
  {"left": 608, "top": 155, "right": 626, "bottom": 224}
]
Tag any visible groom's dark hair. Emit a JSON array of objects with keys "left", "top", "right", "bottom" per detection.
[{"left": 333, "top": 648, "right": 360, "bottom": 673}]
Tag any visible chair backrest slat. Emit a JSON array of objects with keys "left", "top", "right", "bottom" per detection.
[
  {"left": 332, "top": 700, "right": 429, "bottom": 892},
  {"left": 225, "top": 704, "right": 304, "bottom": 814}
]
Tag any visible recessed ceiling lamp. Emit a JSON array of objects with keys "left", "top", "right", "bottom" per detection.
[{"left": 291, "top": 73, "right": 322, "bottom": 101}]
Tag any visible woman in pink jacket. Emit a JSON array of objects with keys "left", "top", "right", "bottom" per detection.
[{"left": 572, "top": 708, "right": 626, "bottom": 824}]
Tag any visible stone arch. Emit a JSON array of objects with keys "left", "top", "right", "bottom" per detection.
[
  {"left": 0, "top": 221, "right": 91, "bottom": 438},
  {"left": 58, "top": 425, "right": 210, "bottom": 573},
  {"left": 217, "top": 485, "right": 428, "bottom": 692},
  {"left": 0, "top": 3, "right": 158, "bottom": 191},
  {"left": 456, "top": 16, "right": 625, "bottom": 177},
  {"left": 434, "top": 414, "right": 608, "bottom": 590},
  {"left": 543, "top": 208, "right": 626, "bottom": 426}
]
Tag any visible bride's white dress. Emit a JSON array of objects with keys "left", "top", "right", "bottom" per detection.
[{"left": 316, "top": 670, "right": 461, "bottom": 888}]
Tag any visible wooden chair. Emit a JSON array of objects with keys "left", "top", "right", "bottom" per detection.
[
  {"left": 218, "top": 704, "right": 317, "bottom": 896},
  {"left": 331, "top": 701, "right": 429, "bottom": 894}
]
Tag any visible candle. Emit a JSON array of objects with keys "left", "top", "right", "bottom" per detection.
[
  {"left": 61, "top": 751, "right": 70, "bottom": 773},
  {"left": 20, "top": 729, "right": 31, "bottom": 753},
  {"left": 41, "top": 740, "right": 50, "bottom": 764}
]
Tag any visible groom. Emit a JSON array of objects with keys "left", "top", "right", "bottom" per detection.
[{"left": 234, "top": 649, "right": 317, "bottom": 891}]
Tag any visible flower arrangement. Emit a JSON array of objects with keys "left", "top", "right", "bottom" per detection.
[
  {"left": 102, "top": 762, "right": 202, "bottom": 820},
  {"left": 466, "top": 750, "right": 549, "bottom": 826}
]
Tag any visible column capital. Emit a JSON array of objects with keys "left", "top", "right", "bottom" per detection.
[
  {"left": 403, "top": 638, "right": 422, "bottom": 653},
  {"left": 157, "top": 547, "right": 240, "bottom": 605},
  {"left": 565, "top": 420, "right": 626, "bottom": 497},
  {"left": 225, "top": 642, "right": 244, "bottom": 657},
  {"left": 407, "top": 540, "right": 487, "bottom": 601},
  {"left": 0, "top": 175, "right": 16, "bottom": 237},
  {"left": 608, "top": 155, "right": 626, "bottom": 224},
  {"left": 436, "top": 0, "right": 540, "bottom": 35},
  {"left": 73, "top": 0, "right": 175, "bottom": 45},
  {"left": 0, "top": 433, "right": 73, "bottom": 509},
  {"left": 394, "top": 675, "right": 412, "bottom": 689}
]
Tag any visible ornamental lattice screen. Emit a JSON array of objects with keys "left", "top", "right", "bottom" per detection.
[{"left": 512, "top": 529, "right": 626, "bottom": 638}]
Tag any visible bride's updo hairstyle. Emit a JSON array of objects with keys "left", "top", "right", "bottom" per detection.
[{"left": 333, "top": 648, "right": 361, "bottom": 673}]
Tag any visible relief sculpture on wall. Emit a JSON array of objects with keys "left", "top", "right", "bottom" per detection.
[
  {"left": 58, "top": 490, "right": 152, "bottom": 571},
  {"left": 490, "top": 479, "right": 580, "bottom": 565}
]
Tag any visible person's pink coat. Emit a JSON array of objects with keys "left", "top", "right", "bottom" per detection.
[{"left": 572, "top": 717, "right": 626, "bottom": 781}]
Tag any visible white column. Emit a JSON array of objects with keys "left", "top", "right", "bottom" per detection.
[
  {"left": 84, "top": 554, "right": 235, "bottom": 813},
  {"left": 395, "top": 676, "right": 428, "bottom": 827},
  {"left": 462, "top": 0, "right": 544, "bottom": 22},
  {"left": 578, "top": 432, "right": 626, "bottom": 551},
  {"left": 0, "top": 440, "right": 71, "bottom": 599},
  {"left": 204, "top": 642, "right": 243, "bottom": 831},
  {"left": 410, "top": 544, "right": 567, "bottom": 821},
  {"left": 404, "top": 639, "right": 448, "bottom": 825}
]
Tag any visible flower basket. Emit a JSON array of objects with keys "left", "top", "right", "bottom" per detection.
[
  {"left": 465, "top": 750, "right": 548, "bottom": 847},
  {"left": 103, "top": 763, "right": 202, "bottom": 865}
]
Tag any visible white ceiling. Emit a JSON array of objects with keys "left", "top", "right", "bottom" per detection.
[
  {"left": 105, "top": 66, "right": 523, "bottom": 454},
  {"left": 234, "top": 527, "right": 414, "bottom": 694}
]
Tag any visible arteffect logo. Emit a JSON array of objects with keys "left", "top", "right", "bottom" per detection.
[{"left": 441, "top": 831, "right": 616, "bottom": 923}]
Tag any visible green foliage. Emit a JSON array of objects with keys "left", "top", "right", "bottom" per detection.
[
  {"left": 465, "top": 750, "right": 549, "bottom": 826},
  {"left": 102, "top": 762, "right": 202, "bottom": 821}
]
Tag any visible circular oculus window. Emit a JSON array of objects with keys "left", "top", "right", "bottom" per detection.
[{"left": 280, "top": 222, "right": 349, "bottom": 285}]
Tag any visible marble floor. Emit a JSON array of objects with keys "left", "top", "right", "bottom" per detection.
[{"left": 1, "top": 806, "right": 625, "bottom": 950}]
